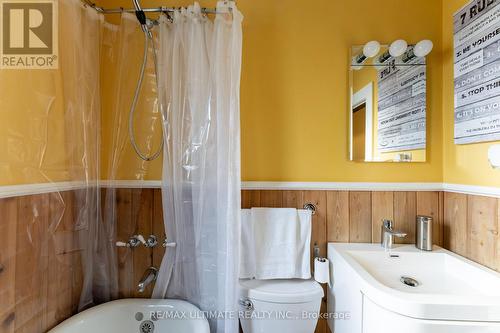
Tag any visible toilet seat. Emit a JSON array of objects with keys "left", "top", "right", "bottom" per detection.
[{"left": 239, "top": 279, "right": 323, "bottom": 303}]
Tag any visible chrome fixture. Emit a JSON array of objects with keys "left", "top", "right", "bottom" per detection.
[
  {"left": 81, "top": 0, "right": 224, "bottom": 15},
  {"left": 416, "top": 215, "right": 433, "bottom": 251},
  {"left": 162, "top": 239, "right": 177, "bottom": 248},
  {"left": 313, "top": 242, "right": 320, "bottom": 258},
  {"left": 378, "top": 39, "right": 408, "bottom": 63},
  {"left": 137, "top": 267, "right": 158, "bottom": 293},
  {"left": 139, "top": 320, "right": 155, "bottom": 333},
  {"left": 400, "top": 276, "right": 419, "bottom": 287},
  {"left": 402, "top": 39, "right": 433, "bottom": 63},
  {"left": 381, "top": 219, "right": 407, "bottom": 250},
  {"left": 128, "top": 0, "right": 164, "bottom": 162},
  {"left": 116, "top": 235, "right": 146, "bottom": 248},
  {"left": 303, "top": 203, "right": 317, "bottom": 215},
  {"left": 239, "top": 297, "right": 254, "bottom": 311},
  {"left": 145, "top": 235, "right": 158, "bottom": 248},
  {"left": 354, "top": 40, "right": 381, "bottom": 65}
]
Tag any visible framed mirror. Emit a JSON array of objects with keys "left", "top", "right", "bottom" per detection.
[{"left": 349, "top": 44, "right": 428, "bottom": 163}]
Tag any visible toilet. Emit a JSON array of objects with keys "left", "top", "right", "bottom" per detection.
[{"left": 238, "top": 278, "right": 324, "bottom": 333}]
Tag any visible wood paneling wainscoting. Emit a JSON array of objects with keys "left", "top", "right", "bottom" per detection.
[
  {"left": 242, "top": 189, "right": 445, "bottom": 333},
  {"left": 444, "top": 192, "right": 500, "bottom": 271},
  {"left": 108, "top": 188, "right": 165, "bottom": 298},
  {"left": 1, "top": 187, "right": 499, "bottom": 333},
  {"left": 0, "top": 191, "right": 84, "bottom": 333}
]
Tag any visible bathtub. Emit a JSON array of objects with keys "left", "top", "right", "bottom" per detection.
[{"left": 49, "top": 299, "right": 210, "bottom": 333}]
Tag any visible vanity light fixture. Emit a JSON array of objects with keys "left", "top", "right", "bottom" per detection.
[
  {"left": 378, "top": 39, "right": 408, "bottom": 63},
  {"left": 354, "top": 40, "right": 381, "bottom": 64},
  {"left": 402, "top": 39, "right": 433, "bottom": 63}
]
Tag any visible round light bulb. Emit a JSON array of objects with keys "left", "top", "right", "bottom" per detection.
[
  {"left": 363, "top": 41, "right": 381, "bottom": 58},
  {"left": 413, "top": 40, "right": 433, "bottom": 57},
  {"left": 389, "top": 39, "right": 408, "bottom": 57}
]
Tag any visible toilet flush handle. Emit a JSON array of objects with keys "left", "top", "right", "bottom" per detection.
[{"left": 239, "top": 297, "right": 254, "bottom": 311}]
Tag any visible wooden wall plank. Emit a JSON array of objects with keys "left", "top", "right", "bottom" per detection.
[
  {"left": 326, "top": 191, "right": 349, "bottom": 242},
  {"left": 349, "top": 192, "right": 372, "bottom": 243},
  {"left": 70, "top": 190, "right": 83, "bottom": 314},
  {"left": 282, "top": 190, "right": 304, "bottom": 209},
  {"left": 416, "top": 192, "right": 443, "bottom": 246},
  {"left": 132, "top": 189, "right": 153, "bottom": 297},
  {"left": 152, "top": 188, "right": 165, "bottom": 269},
  {"left": 443, "top": 192, "right": 467, "bottom": 257},
  {"left": 371, "top": 192, "right": 393, "bottom": 244},
  {"left": 116, "top": 189, "right": 134, "bottom": 298},
  {"left": 46, "top": 191, "right": 74, "bottom": 330},
  {"left": 0, "top": 197, "right": 18, "bottom": 333},
  {"left": 467, "top": 195, "right": 499, "bottom": 271},
  {"left": 259, "top": 190, "right": 283, "bottom": 207},
  {"left": 438, "top": 191, "right": 445, "bottom": 246},
  {"left": 241, "top": 190, "right": 261, "bottom": 209},
  {"left": 15, "top": 194, "right": 50, "bottom": 333},
  {"left": 393, "top": 192, "right": 416, "bottom": 244},
  {"left": 304, "top": 191, "right": 327, "bottom": 257}
]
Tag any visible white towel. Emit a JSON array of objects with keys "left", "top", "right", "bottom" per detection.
[{"left": 240, "top": 208, "right": 311, "bottom": 279}]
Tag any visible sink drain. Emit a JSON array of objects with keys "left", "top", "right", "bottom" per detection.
[
  {"left": 400, "top": 276, "right": 419, "bottom": 287},
  {"left": 139, "top": 320, "right": 154, "bottom": 333}
]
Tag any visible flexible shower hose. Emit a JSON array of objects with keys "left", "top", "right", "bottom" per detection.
[{"left": 129, "top": 30, "right": 163, "bottom": 161}]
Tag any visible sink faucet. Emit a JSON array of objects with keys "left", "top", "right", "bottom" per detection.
[
  {"left": 381, "top": 219, "right": 407, "bottom": 249},
  {"left": 137, "top": 267, "right": 158, "bottom": 293}
]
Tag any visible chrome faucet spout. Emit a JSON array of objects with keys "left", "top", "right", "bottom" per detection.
[
  {"left": 137, "top": 267, "right": 158, "bottom": 293},
  {"left": 381, "top": 219, "right": 407, "bottom": 249}
]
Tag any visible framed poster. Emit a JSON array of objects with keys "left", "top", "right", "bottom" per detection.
[{"left": 453, "top": 0, "right": 500, "bottom": 144}]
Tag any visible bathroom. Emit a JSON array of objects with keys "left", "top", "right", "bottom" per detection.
[{"left": 1, "top": 0, "right": 500, "bottom": 332}]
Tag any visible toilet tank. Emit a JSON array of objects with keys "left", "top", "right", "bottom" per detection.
[{"left": 238, "top": 279, "right": 323, "bottom": 333}]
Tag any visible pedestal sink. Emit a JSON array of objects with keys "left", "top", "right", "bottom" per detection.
[{"left": 327, "top": 243, "right": 500, "bottom": 333}]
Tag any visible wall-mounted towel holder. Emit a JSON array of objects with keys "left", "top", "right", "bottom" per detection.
[{"left": 303, "top": 203, "right": 317, "bottom": 215}]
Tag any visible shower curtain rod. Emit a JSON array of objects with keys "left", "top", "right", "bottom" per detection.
[{"left": 82, "top": 0, "right": 226, "bottom": 14}]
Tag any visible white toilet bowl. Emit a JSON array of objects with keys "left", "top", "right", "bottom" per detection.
[{"left": 238, "top": 279, "right": 324, "bottom": 333}]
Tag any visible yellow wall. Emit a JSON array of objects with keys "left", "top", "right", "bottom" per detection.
[
  {"left": 442, "top": 0, "right": 500, "bottom": 187},
  {"left": 234, "top": 0, "right": 443, "bottom": 182},
  {"left": 4, "top": 0, "right": 499, "bottom": 186},
  {"left": 0, "top": 2, "right": 96, "bottom": 186},
  {"left": 0, "top": 70, "right": 71, "bottom": 185},
  {"left": 97, "top": 0, "right": 444, "bottom": 183},
  {"left": 240, "top": 0, "right": 443, "bottom": 182}
]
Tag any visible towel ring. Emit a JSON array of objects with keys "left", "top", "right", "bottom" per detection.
[{"left": 303, "top": 203, "right": 317, "bottom": 215}]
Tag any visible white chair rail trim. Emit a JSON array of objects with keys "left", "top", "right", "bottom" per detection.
[{"left": 0, "top": 181, "right": 498, "bottom": 198}]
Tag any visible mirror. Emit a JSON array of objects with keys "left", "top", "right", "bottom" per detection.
[{"left": 349, "top": 45, "right": 427, "bottom": 163}]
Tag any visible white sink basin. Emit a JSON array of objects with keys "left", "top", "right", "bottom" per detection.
[
  {"left": 328, "top": 243, "right": 500, "bottom": 333},
  {"left": 347, "top": 248, "right": 500, "bottom": 296}
]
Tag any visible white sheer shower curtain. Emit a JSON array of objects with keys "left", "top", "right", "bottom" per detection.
[{"left": 153, "top": 2, "right": 243, "bottom": 333}]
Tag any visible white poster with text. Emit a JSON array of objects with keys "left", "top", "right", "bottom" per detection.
[{"left": 454, "top": 0, "right": 500, "bottom": 144}]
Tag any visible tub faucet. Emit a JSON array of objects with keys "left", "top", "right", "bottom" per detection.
[
  {"left": 381, "top": 219, "right": 407, "bottom": 250},
  {"left": 137, "top": 267, "right": 158, "bottom": 293}
]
